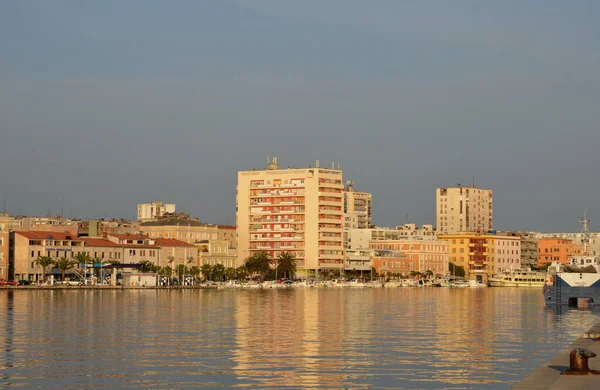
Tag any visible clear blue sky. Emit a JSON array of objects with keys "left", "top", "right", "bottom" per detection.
[{"left": 1, "top": 1, "right": 599, "bottom": 232}]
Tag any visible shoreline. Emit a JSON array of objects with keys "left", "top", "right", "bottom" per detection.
[
  {"left": 513, "top": 321, "right": 600, "bottom": 389},
  {"left": 0, "top": 285, "right": 219, "bottom": 290}
]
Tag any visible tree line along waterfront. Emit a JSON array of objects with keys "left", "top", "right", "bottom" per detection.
[{"left": 9, "top": 250, "right": 475, "bottom": 287}]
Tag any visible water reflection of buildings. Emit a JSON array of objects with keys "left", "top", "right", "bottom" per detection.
[{"left": 232, "top": 289, "right": 352, "bottom": 387}]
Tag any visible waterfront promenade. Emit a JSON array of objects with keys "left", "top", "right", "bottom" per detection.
[
  {"left": 514, "top": 321, "right": 600, "bottom": 389},
  {"left": 0, "top": 285, "right": 218, "bottom": 290}
]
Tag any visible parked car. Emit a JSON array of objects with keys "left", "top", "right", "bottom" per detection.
[
  {"left": 18, "top": 280, "right": 31, "bottom": 286},
  {"left": 0, "top": 279, "right": 19, "bottom": 286},
  {"left": 61, "top": 280, "right": 83, "bottom": 286}
]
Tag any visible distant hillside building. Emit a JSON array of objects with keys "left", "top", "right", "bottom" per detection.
[
  {"left": 137, "top": 201, "right": 176, "bottom": 222},
  {"left": 436, "top": 185, "right": 493, "bottom": 234}
]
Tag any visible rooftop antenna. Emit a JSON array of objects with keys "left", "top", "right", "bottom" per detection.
[
  {"left": 580, "top": 211, "right": 591, "bottom": 255},
  {"left": 472, "top": 176, "right": 475, "bottom": 188},
  {"left": 3, "top": 198, "right": 5, "bottom": 213}
]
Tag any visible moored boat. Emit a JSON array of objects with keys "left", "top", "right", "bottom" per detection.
[
  {"left": 543, "top": 214, "right": 600, "bottom": 307},
  {"left": 488, "top": 269, "right": 547, "bottom": 287}
]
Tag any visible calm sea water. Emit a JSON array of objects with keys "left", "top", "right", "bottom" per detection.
[{"left": 0, "top": 288, "right": 598, "bottom": 389}]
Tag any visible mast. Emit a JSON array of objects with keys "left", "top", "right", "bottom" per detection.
[{"left": 579, "top": 212, "right": 590, "bottom": 255}]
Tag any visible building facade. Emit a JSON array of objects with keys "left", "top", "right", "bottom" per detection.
[
  {"left": 436, "top": 185, "right": 493, "bottom": 234},
  {"left": 343, "top": 181, "right": 372, "bottom": 229},
  {"left": 137, "top": 201, "right": 176, "bottom": 222},
  {"left": 348, "top": 225, "right": 437, "bottom": 250},
  {"left": 0, "top": 213, "right": 13, "bottom": 279},
  {"left": 237, "top": 157, "right": 344, "bottom": 277},
  {"left": 11, "top": 216, "right": 79, "bottom": 235},
  {"left": 139, "top": 217, "right": 219, "bottom": 244},
  {"left": 439, "top": 233, "right": 520, "bottom": 281},
  {"left": 12, "top": 231, "right": 197, "bottom": 282},
  {"left": 537, "top": 238, "right": 582, "bottom": 266},
  {"left": 368, "top": 240, "right": 449, "bottom": 276}
]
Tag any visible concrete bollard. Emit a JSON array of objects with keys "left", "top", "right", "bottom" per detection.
[{"left": 562, "top": 348, "right": 600, "bottom": 375}]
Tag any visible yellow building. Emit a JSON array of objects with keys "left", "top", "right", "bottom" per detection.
[
  {"left": 436, "top": 185, "right": 493, "bottom": 234},
  {"left": 237, "top": 157, "right": 344, "bottom": 278},
  {"left": 439, "top": 233, "right": 521, "bottom": 282}
]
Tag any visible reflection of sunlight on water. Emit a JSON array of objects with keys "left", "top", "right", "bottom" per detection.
[{"left": 0, "top": 288, "right": 598, "bottom": 388}]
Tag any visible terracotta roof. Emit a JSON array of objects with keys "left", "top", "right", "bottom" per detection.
[
  {"left": 154, "top": 238, "right": 196, "bottom": 247},
  {"left": 16, "top": 231, "right": 79, "bottom": 240},
  {"left": 80, "top": 238, "right": 120, "bottom": 247},
  {"left": 217, "top": 225, "right": 236, "bottom": 230}
]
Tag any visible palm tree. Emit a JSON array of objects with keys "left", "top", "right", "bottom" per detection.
[
  {"left": 189, "top": 265, "right": 201, "bottom": 281},
  {"left": 201, "top": 264, "right": 213, "bottom": 281},
  {"left": 139, "top": 260, "right": 157, "bottom": 273},
  {"left": 245, "top": 250, "right": 272, "bottom": 279},
  {"left": 54, "top": 256, "right": 78, "bottom": 281},
  {"left": 276, "top": 252, "right": 297, "bottom": 280},
  {"left": 212, "top": 264, "right": 226, "bottom": 281},
  {"left": 176, "top": 264, "right": 187, "bottom": 282},
  {"left": 425, "top": 270, "right": 434, "bottom": 279},
  {"left": 159, "top": 266, "right": 173, "bottom": 277},
  {"left": 107, "top": 260, "right": 121, "bottom": 265},
  {"left": 34, "top": 256, "right": 55, "bottom": 283}
]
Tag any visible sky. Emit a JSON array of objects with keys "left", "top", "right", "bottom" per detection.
[{"left": 1, "top": 0, "right": 599, "bottom": 232}]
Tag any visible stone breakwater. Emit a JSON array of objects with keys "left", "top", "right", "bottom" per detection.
[{"left": 513, "top": 321, "right": 600, "bottom": 389}]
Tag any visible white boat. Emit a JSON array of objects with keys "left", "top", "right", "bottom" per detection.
[
  {"left": 488, "top": 269, "right": 547, "bottom": 287},
  {"left": 468, "top": 280, "right": 487, "bottom": 288},
  {"left": 449, "top": 279, "right": 470, "bottom": 288},
  {"left": 544, "top": 214, "right": 600, "bottom": 307}
]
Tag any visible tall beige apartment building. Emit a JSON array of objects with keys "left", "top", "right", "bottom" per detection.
[
  {"left": 343, "top": 181, "right": 372, "bottom": 229},
  {"left": 436, "top": 185, "right": 493, "bottom": 234},
  {"left": 237, "top": 157, "right": 344, "bottom": 278}
]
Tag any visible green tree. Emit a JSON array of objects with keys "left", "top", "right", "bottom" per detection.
[
  {"left": 139, "top": 260, "right": 157, "bottom": 273},
  {"left": 201, "top": 264, "right": 213, "bottom": 281},
  {"left": 236, "top": 266, "right": 248, "bottom": 280},
  {"left": 276, "top": 252, "right": 297, "bottom": 280},
  {"left": 176, "top": 264, "right": 188, "bottom": 282},
  {"left": 212, "top": 264, "right": 226, "bottom": 281},
  {"left": 425, "top": 270, "right": 434, "bottom": 278},
  {"left": 224, "top": 267, "right": 237, "bottom": 281},
  {"left": 245, "top": 250, "right": 272, "bottom": 279},
  {"left": 34, "top": 256, "right": 55, "bottom": 283},
  {"left": 159, "top": 266, "right": 173, "bottom": 277},
  {"left": 449, "top": 262, "right": 466, "bottom": 278},
  {"left": 55, "top": 256, "right": 78, "bottom": 281},
  {"left": 107, "top": 260, "right": 121, "bottom": 265},
  {"left": 370, "top": 267, "right": 379, "bottom": 279},
  {"left": 189, "top": 265, "right": 201, "bottom": 280}
]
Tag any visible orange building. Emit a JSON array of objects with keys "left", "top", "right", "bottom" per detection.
[
  {"left": 537, "top": 238, "right": 582, "bottom": 266},
  {"left": 368, "top": 240, "right": 448, "bottom": 276},
  {"left": 372, "top": 251, "right": 410, "bottom": 276}
]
